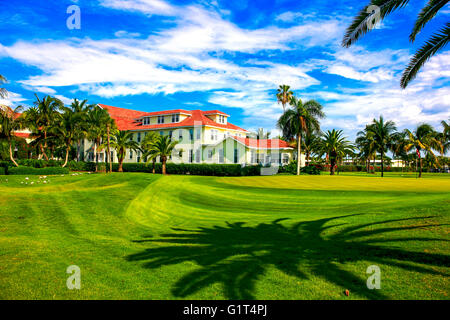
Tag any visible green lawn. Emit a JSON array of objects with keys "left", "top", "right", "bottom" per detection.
[{"left": 0, "top": 172, "right": 449, "bottom": 299}]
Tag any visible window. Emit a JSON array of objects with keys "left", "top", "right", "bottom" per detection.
[
  {"left": 208, "top": 150, "right": 213, "bottom": 160},
  {"left": 171, "top": 114, "right": 179, "bottom": 123},
  {"left": 129, "top": 151, "right": 133, "bottom": 160},
  {"left": 283, "top": 154, "right": 289, "bottom": 164},
  {"left": 137, "top": 151, "right": 141, "bottom": 163},
  {"left": 137, "top": 132, "right": 141, "bottom": 143},
  {"left": 178, "top": 130, "right": 183, "bottom": 141},
  {"left": 189, "top": 129, "right": 194, "bottom": 141},
  {"left": 143, "top": 117, "right": 150, "bottom": 125},
  {"left": 219, "top": 149, "right": 224, "bottom": 163},
  {"left": 159, "top": 131, "right": 164, "bottom": 136},
  {"left": 158, "top": 116, "right": 164, "bottom": 124},
  {"left": 195, "top": 149, "right": 201, "bottom": 163},
  {"left": 196, "top": 129, "right": 201, "bottom": 140},
  {"left": 129, "top": 133, "right": 133, "bottom": 141},
  {"left": 144, "top": 132, "right": 148, "bottom": 138},
  {"left": 210, "top": 130, "right": 218, "bottom": 141},
  {"left": 251, "top": 151, "right": 255, "bottom": 163},
  {"left": 169, "top": 131, "right": 173, "bottom": 138},
  {"left": 189, "top": 150, "right": 193, "bottom": 163},
  {"left": 234, "top": 148, "right": 239, "bottom": 164}
]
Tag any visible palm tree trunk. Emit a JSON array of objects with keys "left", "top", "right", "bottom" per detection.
[
  {"left": 381, "top": 151, "right": 384, "bottom": 177},
  {"left": 95, "top": 137, "right": 100, "bottom": 172},
  {"left": 62, "top": 145, "right": 70, "bottom": 168},
  {"left": 330, "top": 156, "right": 336, "bottom": 175},
  {"left": 419, "top": 158, "right": 423, "bottom": 178},
  {"left": 152, "top": 158, "right": 156, "bottom": 174},
  {"left": 296, "top": 134, "right": 301, "bottom": 175},
  {"left": 8, "top": 138, "right": 19, "bottom": 167},
  {"left": 107, "top": 125, "right": 112, "bottom": 173},
  {"left": 162, "top": 157, "right": 167, "bottom": 175},
  {"left": 40, "top": 143, "right": 49, "bottom": 161},
  {"left": 118, "top": 152, "right": 124, "bottom": 172}
]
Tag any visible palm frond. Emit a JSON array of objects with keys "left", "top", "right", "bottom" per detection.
[
  {"left": 342, "top": 0, "right": 410, "bottom": 47},
  {"left": 409, "top": 0, "right": 448, "bottom": 42},
  {"left": 401, "top": 23, "right": 450, "bottom": 88}
]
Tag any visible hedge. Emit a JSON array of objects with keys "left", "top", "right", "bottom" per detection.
[
  {"left": 0, "top": 167, "right": 5, "bottom": 175},
  {"left": 8, "top": 166, "right": 70, "bottom": 175},
  {"left": 116, "top": 163, "right": 261, "bottom": 176}
]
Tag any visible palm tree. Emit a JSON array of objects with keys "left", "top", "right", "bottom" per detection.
[
  {"left": 140, "top": 131, "right": 161, "bottom": 173},
  {"left": 52, "top": 107, "right": 80, "bottom": 167},
  {"left": 343, "top": 1, "right": 450, "bottom": 88},
  {"left": 367, "top": 116, "right": 397, "bottom": 177},
  {"left": 404, "top": 123, "right": 443, "bottom": 177},
  {"left": 277, "top": 96, "right": 325, "bottom": 175},
  {"left": 0, "top": 75, "right": 8, "bottom": 98},
  {"left": 87, "top": 106, "right": 111, "bottom": 172},
  {"left": 302, "top": 131, "right": 321, "bottom": 166},
  {"left": 439, "top": 119, "right": 450, "bottom": 154},
  {"left": 70, "top": 99, "right": 93, "bottom": 161},
  {"left": 0, "top": 106, "right": 23, "bottom": 167},
  {"left": 390, "top": 131, "right": 409, "bottom": 171},
  {"left": 34, "top": 95, "right": 63, "bottom": 160},
  {"left": 276, "top": 85, "right": 294, "bottom": 112},
  {"left": 356, "top": 125, "right": 377, "bottom": 173},
  {"left": 104, "top": 130, "right": 140, "bottom": 172},
  {"left": 142, "top": 135, "right": 178, "bottom": 175},
  {"left": 320, "top": 129, "right": 354, "bottom": 175}
]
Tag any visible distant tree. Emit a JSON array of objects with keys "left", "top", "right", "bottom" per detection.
[
  {"left": 343, "top": 0, "right": 450, "bottom": 88},
  {"left": 367, "top": 116, "right": 397, "bottom": 177},
  {"left": 104, "top": 130, "right": 140, "bottom": 173},
  {"left": 140, "top": 131, "right": 161, "bottom": 174},
  {"left": 276, "top": 85, "right": 294, "bottom": 113},
  {"left": 277, "top": 96, "right": 325, "bottom": 175},
  {"left": 52, "top": 107, "right": 80, "bottom": 167},
  {"left": 142, "top": 135, "right": 178, "bottom": 175},
  {"left": 319, "top": 129, "right": 354, "bottom": 175},
  {"left": 356, "top": 125, "right": 377, "bottom": 172},
  {"left": 87, "top": 106, "right": 111, "bottom": 172},
  {"left": 404, "top": 123, "right": 443, "bottom": 177},
  {"left": 0, "top": 106, "right": 24, "bottom": 167}
]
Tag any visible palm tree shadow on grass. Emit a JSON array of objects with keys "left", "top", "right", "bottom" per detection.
[{"left": 126, "top": 215, "right": 449, "bottom": 299}]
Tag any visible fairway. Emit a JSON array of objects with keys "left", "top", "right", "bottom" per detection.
[{"left": 0, "top": 173, "right": 449, "bottom": 299}]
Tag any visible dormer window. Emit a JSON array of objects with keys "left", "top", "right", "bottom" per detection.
[
  {"left": 143, "top": 117, "right": 150, "bottom": 125},
  {"left": 171, "top": 114, "right": 179, "bottom": 123},
  {"left": 218, "top": 115, "right": 225, "bottom": 123},
  {"left": 158, "top": 116, "right": 165, "bottom": 124}
]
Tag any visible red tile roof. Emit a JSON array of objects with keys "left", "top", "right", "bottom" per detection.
[
  {"left": 14, "top": 132, "right": 31, "bottom": 139},
  {"left": 98, "top": 104, "right": 247, "bottom": 132},
  {"left": 232, "top": 136, "right": 293, "bottom": 149}
]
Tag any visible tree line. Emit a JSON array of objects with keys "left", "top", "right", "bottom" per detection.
[{"left": 276, "top": 84, "right": 449, "bottom": 177}]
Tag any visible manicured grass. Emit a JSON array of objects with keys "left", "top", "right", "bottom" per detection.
[{"left": 0, "top": 173, "right": 449, "bottom": 299}]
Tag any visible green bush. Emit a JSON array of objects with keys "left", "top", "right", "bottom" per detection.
[
  {"left": 117, "top": 162, "right": 261, "bottom": 176},
  {"left": 300, "top": 165, "right": 321, "bottom": 175},
  {"left": 0, "top": 167, "right": 5, "bottom": 175},
  {"left": 8, "top": 166, "right": 70, "bottom": 175}
]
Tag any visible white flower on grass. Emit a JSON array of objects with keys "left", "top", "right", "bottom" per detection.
[
  {"left": 43, "top": 181, "right": 47, "bottom": 184},
  {"left": 25, "top": 177, "right": 29, "bottom": 180},
  {"left": 30, "top": 182, "right": 34, "bottom": 185}
]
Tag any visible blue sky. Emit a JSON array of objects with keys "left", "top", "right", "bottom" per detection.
[{"left": 0, "top": 0, "right": 449, "bottom": 139}]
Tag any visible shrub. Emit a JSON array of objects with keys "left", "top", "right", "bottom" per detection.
[
  {"left": 8, "top": 166, "right": 70, "bottom": 175},
  {"left": 300, "top": 165, "right": 321, "bottom": 175},
  {"left": 0, "top": 167, "right": 5, "bottom": 175},
  {"left": 117, "top": 162, "right": 261, "bottom": 176}
]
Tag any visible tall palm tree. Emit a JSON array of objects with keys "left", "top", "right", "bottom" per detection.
[
  {"left": 302, "top": 130, "right": 321, "bottom": 166},
  {"left": 343, "top": 0, "right": 450, "bottom": 88},
  {"left": 34, "top": 95, "right": 63, "bottom": 160},
  {"left": 276, "top": 85, "right": 294, "bottom": 112},
  {"left": 142, "top": 135, "right": 178, "bottom": 175},
  {"left": 356, "top": 125, "right": 377, "bottom": 172},
  {"left": 367, "top": 116, "right": 397, "bottom": 177},
  {"left": 0, "top": 75, "right": 8, "bottom": 99},
  {"left": 390, "top": 131, "right": 408, "bottom": 171},
  {"left": 70, "top": 99, "right": 93, "bottom": 161},
  {"left": 140, "top": 131, "right": 161, "bottom": 174},
  {"left": 439, "top": 119, "right": 450, "bottom": 154},
  {"left": 103, "top": 130, "right": 140, "bottom": 172},
  {"left": 277, "top": 96, "right": 325, "bottom": 175},
  {"left": 0, "top": 106, "right": 23, "bottom": 167},
  {"left": 87, "top": 106, "right": 111, "bottom": 172},
  {"left": 319, "top": 129, "right": 354, "bottom": 175},
  {"left": 404, "top": 123, "right": 443, "bottom": 177},
  {"left": 52, "top": 107, "right": 80, "bottom": 167}
]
